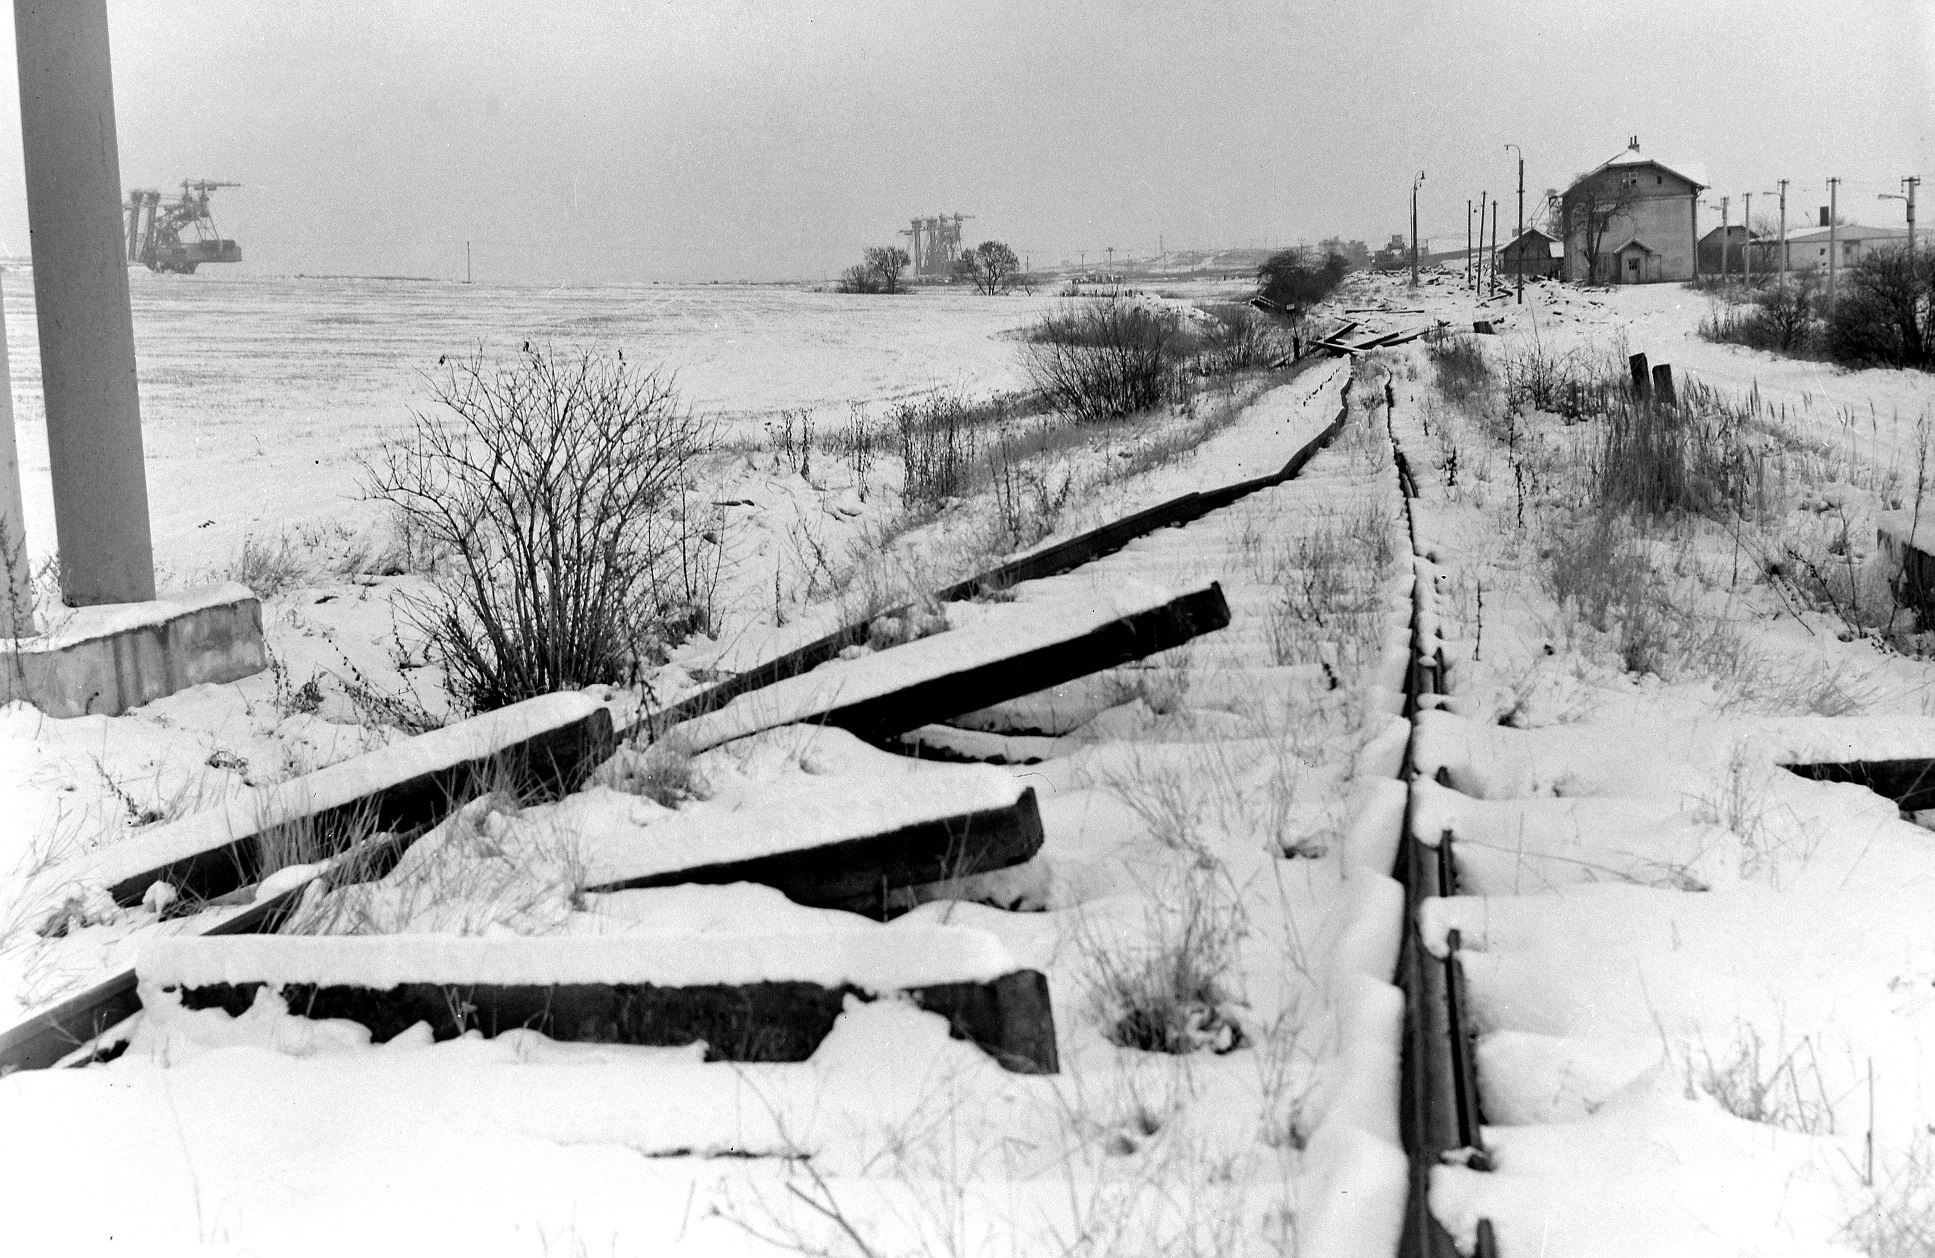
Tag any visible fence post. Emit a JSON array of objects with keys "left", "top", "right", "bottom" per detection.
[
  {"left": 1628, "top": 352, "right": 1651, "bottom": 399},
  {"left": 1651, "top": 363, "right": 1677, "bottom": 407}
]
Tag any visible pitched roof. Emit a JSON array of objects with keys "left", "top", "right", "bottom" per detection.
[
  {"left": 1782, "top": 224, "right": 1909, "bottom": 244},
  {"left": 1610, "top": 237, "right": 1656, "bottom": 255},
  {"left": 1578, "top": 144, "right": 1709, "bottom": 192}
]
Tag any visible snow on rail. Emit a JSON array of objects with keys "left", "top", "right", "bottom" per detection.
[{"left": 672, "top": 576, "right": 1229, "bottom": 750}]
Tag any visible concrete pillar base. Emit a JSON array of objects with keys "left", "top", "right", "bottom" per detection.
[{"left": 1, "top": 582, "right": 266, "bottom": 717}]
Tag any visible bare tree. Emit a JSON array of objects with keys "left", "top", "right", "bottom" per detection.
[
  {"left": 863, "top": 245, "right": 910, "bottom": 294},
  {"left": 953, "top": 241, "right": 1020, "bottom": 295},
  {"left": 1565, "top": 176, "right": 1638, "bottom": 284}
]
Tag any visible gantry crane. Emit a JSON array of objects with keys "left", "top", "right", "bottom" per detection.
[
  {"left": 900, "top": 212, "right": 974, "bottom": 278},
  {"left": 124, "top": 180, "right": 243, "bottom": 273}
]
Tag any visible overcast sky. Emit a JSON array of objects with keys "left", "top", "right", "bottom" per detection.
[{"left": 0, "top": 0, "right": 1926, "bottom": 283}]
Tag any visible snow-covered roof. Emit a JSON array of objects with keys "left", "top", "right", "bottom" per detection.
[
  {"left": 1782, "top": 224, "right": 1909, "bottom": 245},
  {"left": 1589, "top": 144, "right": 1709, "bottom": 192},
  {"left": 1610, "top": 237, "right": 1656, "bottom": 255}
]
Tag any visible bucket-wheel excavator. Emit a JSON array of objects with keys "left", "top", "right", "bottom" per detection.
[{"left": 123, "top": 180, "right": 242, "bottom": 273}]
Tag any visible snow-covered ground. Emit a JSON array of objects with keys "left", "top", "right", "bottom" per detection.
[
  {"left": 11, "top": 264, "right": 1934, "bottom": 1255},
  {"left": 3, "top": 270, "right": 1073, "bottom": 581},
  {"left": 0, "top": 309, "right": 1427, "bottom": 1253}
]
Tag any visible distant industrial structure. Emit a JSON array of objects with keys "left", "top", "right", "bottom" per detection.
[
  {"left": 902, "top": 213, "right": 972, "bottom": 278},
  {"left": 124, "top": 180, "right": 242, "bottom": 273}
]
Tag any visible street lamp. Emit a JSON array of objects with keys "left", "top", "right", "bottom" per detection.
[
  {"left": 1880, "top": 176, "right": 1919, "bottom": 256},
  {"left": 1504, "top": 143, "right": 1524, "bottom": 303},
  {"left": 1410, "top": 171, "right": 1426, "bottom": 287}
]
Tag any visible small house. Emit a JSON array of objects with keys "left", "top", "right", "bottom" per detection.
[
  {"left": 1495, "top": 227, "right": 1563, "bottom": 280},
  {"left": 1697, "top": 224, "right": 1760, "bottom": 276}
]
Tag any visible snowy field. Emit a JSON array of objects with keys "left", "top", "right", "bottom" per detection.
[{"left": 1, "top": 270, "right": 1072, "bottom": 581}]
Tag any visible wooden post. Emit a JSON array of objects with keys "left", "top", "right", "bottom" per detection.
[
  {"left": 1629, "top": 352, "right": 1651, "bottom": 398},
  {"left": 1651, "top": 363, "right": 1677, "bottom": 406}
]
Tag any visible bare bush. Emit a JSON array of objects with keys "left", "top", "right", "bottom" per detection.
[
  {"left": 1827, "top": 248, "right": 1935, "bottom": 370},
  {"left": 363, "top": 344, "right": 709, "bottom": 713},
  {"left": 230, "top": 532, "right": 309, "bottom": 599},
  {"left": 1428, "top": 335, "right": 1493, "bottom": 409},
  {"left": 1700, "top": 276, "right": 1821, "bottom": 355},
  {"left": 892, "top": 392, "right": 977, "bottom": 511},
  {"left": 1024, "top": 300, "right": 1177, "bottom": 423}
]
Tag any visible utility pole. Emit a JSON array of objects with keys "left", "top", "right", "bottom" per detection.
[
  {"left": 1741, "top": 193, "right": 1753, "bottom": 287},
  {"left": 1466, "top": 199, "right": 1473, "bottom": 288},
  {"left": 1881, "top": 176, "right": 1920, "bottom": 256},
  {"left": 1490, "top": 201, "right": 1499, "bottom": 294},
  {"left": 465, "top": 241, "right": 472, "bottom": 284},
  {"left": 1763, "top": 180, "right": 1788, "bottom": 285},
  {"left": 1716, "top": 196, "right": 1730, "bottom": 279},
  {"left": 1505, "top": 142, "right": 1524, "bottom": 303},
  {"left": 1477, "top": 190, "right": 1488, "bottom": 292},
  {"left": 1828, "top": 177, "right": 1841, "bottom": 308},
  {"left": 1411, "top": 171, "right": 1425, "bottom": 287}
]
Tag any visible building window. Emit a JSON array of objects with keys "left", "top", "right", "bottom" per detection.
[{"left": 1656, "top": 175, "right": 1663, "bottom": 185}]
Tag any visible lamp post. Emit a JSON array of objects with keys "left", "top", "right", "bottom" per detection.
[
  {"left": 1504, "top": 143, "right": 1524, "bottom": 303},
  {"left": 1410, "top": 171, "right": 1425, "bottom": 287},
  {"left": 1880, "top": 175, "right": 1919, "bottom": 256}
]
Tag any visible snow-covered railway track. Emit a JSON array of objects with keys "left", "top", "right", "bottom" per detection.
[
  {"left": 1383, "top": 362, "right": 1503, "bottom": 1258},
  {"left": 2, "top": 364, "right": 1362, "bottom": 1081},
  {"left": 3, "top": 355, "right": 1478, "bottom": 1256}
]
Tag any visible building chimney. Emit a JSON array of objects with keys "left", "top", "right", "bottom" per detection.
[
  {"left": 1820, "top": 206, "right": 1831, "bottom": 227},
  {"left": 1628, "top": 135, "right": 1640, "bottom": 151}
]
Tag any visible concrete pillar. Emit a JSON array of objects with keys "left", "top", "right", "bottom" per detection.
[
  {"left": 15, "top": 0, "right": 155, "bottom": 606},
  {"left": 0, "top": 274, "right": 36, "bottom": 634}
]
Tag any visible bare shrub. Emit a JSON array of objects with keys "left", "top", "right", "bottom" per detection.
[
  {"left": 1024, "top": 300, "right": 1177, "bottom": 424},
  {"left": 988, "top": 434, "right": 1074, "bottom": 550},
  {"left": 835, "top": 263, "right": 881, "bottom": 294},
  {"left": 1845, "top": 1130, "right": 1935, "bottom": 1258},
  {"left": 1544, "top": 511, "right": 1680, "bottom": 676},
  {"left": 230, "top": 532, "right": 309, "bottom": 599},
  {"left": 363, "top": 345, "right": 708, "bottom": 713},
  {"left": 1428, "top": 335, "right": 1493, "bottom": 409},
  {"left": 1083, "top": 877, "right": 1244, "bottom": 1055},
  {"left": 1186, "top": 302, "right": 1284, "bottom": 373},
  {"left": 892, "top": 392, "right": 977, "bottom": 510},
  {"left": 1826, "top": 248, "right": 1934, "bottom": 370},
  {"left": 1680, "top": 1025, "right": 1835, "bottom": 1136}
]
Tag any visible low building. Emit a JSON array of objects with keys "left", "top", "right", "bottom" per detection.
[
  {"left": 1495, "top": 227, "right": 1563, "bottom": 279},
  {"left": 1771, "top": 223, "right": 1910, "bottom": 274},
  {"left": 1558, "top": 137, "right": 1708, "bottom": 284},
  {"left": 1697, "top": 224, "right": 1760, "bottom": 276}
]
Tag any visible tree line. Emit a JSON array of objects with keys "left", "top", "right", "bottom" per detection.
[{"left": 837, "top": 241, "right": 1022, "bottom": 295}]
